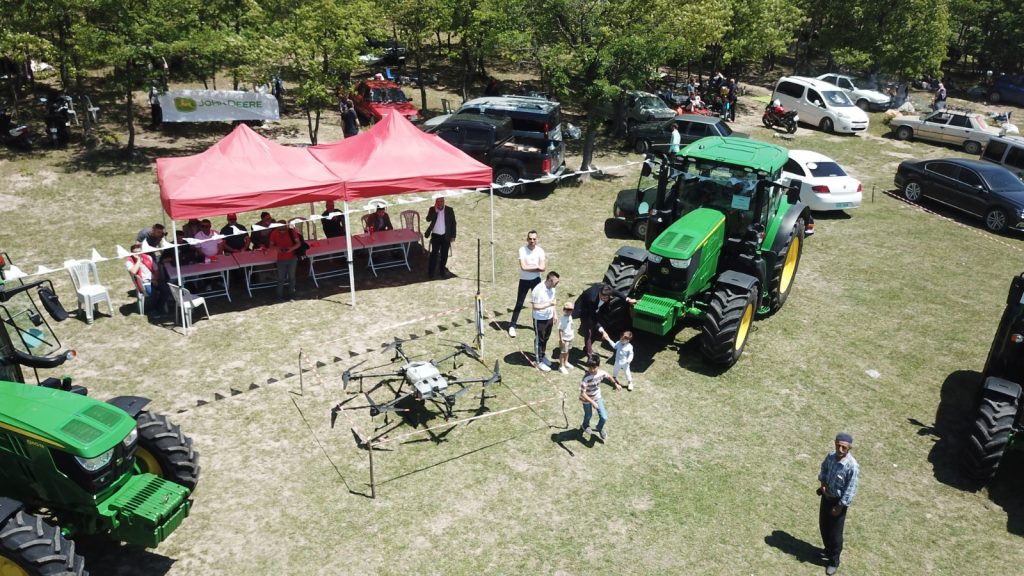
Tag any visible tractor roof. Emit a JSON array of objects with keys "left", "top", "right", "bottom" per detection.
[
  {"left": 679, "top": 137, "right": 789, "bottom": 174},
  {"left": 0, "top": 380, "right": 135, "bottom": 457}
]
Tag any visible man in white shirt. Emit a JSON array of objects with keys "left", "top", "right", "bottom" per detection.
[
  {"left": 531, "top": 271, "right": 560, "bottom": 371},
  {"left": 194, "top": 219, "right": 222, "bottom": 260},
  {"left": 669, "top": 123, "right": 681, "bottom": 154},
  {"left": 508, "top": 230, "right": 546, "bottom": 338}
]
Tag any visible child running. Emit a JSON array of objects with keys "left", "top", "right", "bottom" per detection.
[{"left": 579, "top": 357, "right": 616, "bottom": 442}]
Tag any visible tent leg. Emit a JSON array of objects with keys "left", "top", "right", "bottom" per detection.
[{"left": 343, "top": 200, "right": 356, "bottom": 306}]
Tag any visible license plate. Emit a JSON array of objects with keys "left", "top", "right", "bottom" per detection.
[{"left": 835, "top": 202, "right": 852, "bottom": 208}]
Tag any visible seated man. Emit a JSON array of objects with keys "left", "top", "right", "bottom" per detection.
[
  {"left": 321, "top": 201, "right": 345, "bottom": 238},
  {"left": 220, "top": 213, "right": 251, "bottom": 254},
  {"left": 136, "top": 222, "right": 166, "bottom": 252},
  {"left": 170, "top": 231, "right": 203, "bottom": 265},
  {"left": 126, "top": 242, "right": 169, "bottom": 317},
  {"left": 251, "top": 211, "right": 275, "bottom": 250},
  {"left": 194, "top": 219, "right": 222, "bottom": 261},
  {"left": 368, "top": 205, "right": 393, "bottom": 231}
]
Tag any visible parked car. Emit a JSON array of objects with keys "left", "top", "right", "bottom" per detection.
[
  {"left": 351, "top": 80, "right": 419, "bottom": 123},
  {"left": 628, "top": 115, "right": 745, "bottom": 154},
  {"left": 771, "top": 76, "right": 869, "bottom": 134},
  {"left": 890, "top": 109, "right": 1002, "bottom": 155},
  {"left": 815, "top": 73, "right": 892, "bottom": 111},
  {"left": 624, "top": 90, "right": 677, "bottom": 132},
  {"left": 894, "top": 157, "right": 1024, "bottom": 233},
  {"left": 612, "top": 184, "right": 657, "bottom": 239},
  {"left": 981, "top": 135, "right": 1024, "bottom": 179},
  {"left": 989, "top": 73, "right": 1024, "bottom": 106},
  {"left": 779, "top": 150, "right": 862, "bottom": 211}
]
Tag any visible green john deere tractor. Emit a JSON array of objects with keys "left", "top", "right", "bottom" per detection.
[
  {"left": 965, "top": 272, "right": 1024, "bottom": 482},
  {"left": 602, "top": 137, "right": 810, "bottom": 367},
  {"left": 0, "top": 278, "right": 199, "bottom": 575}
]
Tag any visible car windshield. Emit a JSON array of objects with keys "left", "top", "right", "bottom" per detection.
[
  {"left": 717, "top": 121, "right": 734, "bottom": 136},
  {"left": 983, "top": 169, "right": 1024, "bottom": 191},
  {"left": 370, "top": 88, "right": 408, "bottom": 103},
  {"left": 640, "top": 96, "right": 668, "bottom": 109},
  {"left": 805, "top": 161, "right": 847, "bottom": 177},
  {"left": 850, "top": 77, "right": 877, "bottom": 91},
  {"left": 823, "top": 90, "right": 854, "bottom": 107}
]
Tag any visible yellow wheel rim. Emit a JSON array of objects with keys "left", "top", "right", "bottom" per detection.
[
  {"left": 780, "top": 235, "right": 801, "bottom": 295},
  {"left": 135, "top": 446, "right": 164, "bottom": 478},
  {"left": 0, "top": 555, "right": 30, "bottom": 576},
  {"left": 736, "top": 302, "right": 754, "bottom": 351}
]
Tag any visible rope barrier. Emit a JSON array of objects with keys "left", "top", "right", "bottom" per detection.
[{"left": 885, "top": 190, "right": 1024, "bottom": 253}]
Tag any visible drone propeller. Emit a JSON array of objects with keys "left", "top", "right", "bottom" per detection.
[
  {"left": 330, "top": 405, "right": 340, "bottom": 428},
  {"left": 484, "top": 360, "right": 501, "bottom": 387},
  {"left": 341, "top": 359, "right": 368, "bottom": 390},
  {"left": 381, "top": 337, "right": 408, "bottom": 352},
  {"left": 457, "top": 342, "right": 481, "bottom": 361}
]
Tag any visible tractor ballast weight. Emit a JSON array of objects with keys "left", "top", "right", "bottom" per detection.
[
  {"left": 0, "top": 277, "right": 199, "bottom": 575},
  {"left": 966, "top": 272, "right": 1024, "bottom": 482},
  {"left": 602, "top": 138, "right": 809, "bottom": 367}
]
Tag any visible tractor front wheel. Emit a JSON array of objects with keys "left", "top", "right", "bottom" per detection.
[
  {"left": 700, "top": 285, "right": 757, "bottom": 367},
  {"left": 764, "top": 217, "right": 805, "bottom": 316},
  {"left": 603, "top": 255, "right": 646, "bottom": 299},
  {"left": 0, "top": 509, "right": 86, "bottom": 576},
  {"left": 966, "top": 381, "right": 1019, "bottom": 481},
  {"left": 135, "top": 410, "right": 201, "bottom": 492}
]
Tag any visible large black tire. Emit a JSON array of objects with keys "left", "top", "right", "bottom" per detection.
[
  {"left": 603, "top": 255, "right": 645, "bottom": 299},
  {"left": 135, "top": 410, "right": 201, "bottom": 492},
  {"left": 819, "top": 118, "right": 834, "bottom": 134},
  {"left": 765, "top": 218, "right": 805, "bottom": 315},
  {"left": 965, "top": 388, "right": 1019, "bottom": 481},
  {"left": 0, "top": 509, "right": 87, "bottom": 575},
  {"left": 700, "top": 285, "right": 756, "bottom": 367}
]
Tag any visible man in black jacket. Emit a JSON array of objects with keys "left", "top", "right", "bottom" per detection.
[
  {"left": 576, "top": 283, "right": 636, "bottom": 360},
  {"left": 425, "top": 194, "right": 456, "bottom": 279}
]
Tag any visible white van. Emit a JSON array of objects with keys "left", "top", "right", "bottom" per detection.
[
  {"left": 981, "top": 135, "right": 1024, "bottom": 179},
  {"left": 771, "top": 76, "right": 869, "bottom": 134}
]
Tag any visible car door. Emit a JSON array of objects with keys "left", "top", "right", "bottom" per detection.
[
  {"left": 803, "top": 88, "right": 825, "bottom": 125},
  {"left": 922, "top": 161, "right": 961, "bottom": 203},
  {"left": 684, "top": 121, "right": 711, "bottom": 144},
  {"left": 945, "top": 114, "right": 973, "bottom": 146},
  {"left": 949, "top": 167, "right": 989, "bottom": 217},
  {"left": 918, "top": 112, "right": 951, "bottom": 143}
]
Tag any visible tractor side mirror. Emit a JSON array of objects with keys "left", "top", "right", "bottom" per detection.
[
  {"left": 38, "top": 286, "right": 68, "bottom": 322},
  {"left": 786, "top": 179, "right": 803, "bottom": 204},
  {"left": 641, "top": 156, "right": 654, "bottom": 177}
]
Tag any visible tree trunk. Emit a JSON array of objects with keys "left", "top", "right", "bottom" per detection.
[
  {"left": 125, "top": 85, "right": 136, "bottom": 157},
  {"left": 579, "top": 116, "right": 599, "bottom": 178},
  {"left": 306, "top": 108, "right": 317, "bottom": 146},
  {"left": 416, "top": 50, "right": 427, "bottom": 113},
  {"left": 461, "top": 46, "right": 471, "bottom": 102}
]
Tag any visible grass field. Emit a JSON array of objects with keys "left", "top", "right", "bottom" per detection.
[{"left": 2, "top": 89, "right": 1023, "bottom": 575}]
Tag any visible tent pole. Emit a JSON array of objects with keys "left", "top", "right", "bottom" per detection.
[
  {"left": 343, "top": 200, "right": 356, "bottom": 306},
  {"left": 171, "top": 220, "right": 187, "bottom": 333},
  {"left": 489, "top": 184, "right": 495, "bottom": 283}
]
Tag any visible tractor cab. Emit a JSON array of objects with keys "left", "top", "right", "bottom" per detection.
[{"left": 0, "top": 278, "right": 77, "bottom": 387}]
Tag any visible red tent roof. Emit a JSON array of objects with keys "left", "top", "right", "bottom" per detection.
[
  {"left": 157, "top": 124, "right": 344, "bottom": 220},
  {"left": 309, "top": 112, "right": 492, "bottom": 200}
]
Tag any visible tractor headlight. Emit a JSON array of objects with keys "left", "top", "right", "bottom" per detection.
[
  {"left": 122, "top": 427, "right": 138, "bottom": 448},
  {"left": 75, "top": 448, "right": 113, "bottom": 472},
  {"left": 647, "top": 254, "right": 663, "bottom": 264},
  {"left": 669, "top": 258, "right": 691, "bottom": 269}
]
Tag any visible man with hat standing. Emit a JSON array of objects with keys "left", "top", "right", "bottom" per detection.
[
  {"left": 817, "top": 432, "right": 860, "bottom": 575},
  {"left": 424, "top": 194, "right": 456, "bottom": 279}
]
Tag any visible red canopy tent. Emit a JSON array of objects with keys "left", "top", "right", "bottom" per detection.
[
  {"left": 157, "top": 124, "right": 344, "bottom": 220},
  {"left": 308, "top": 111, "right": 492, "bottom": 199}
]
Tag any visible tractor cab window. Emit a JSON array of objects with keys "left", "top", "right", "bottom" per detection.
[{"left": 681, "top": 162, "right": 760, "bottom": 236}]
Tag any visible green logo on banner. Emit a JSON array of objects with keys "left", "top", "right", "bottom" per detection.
[{"left": 174, "top": 97, "right": 197, "bottom": 112}]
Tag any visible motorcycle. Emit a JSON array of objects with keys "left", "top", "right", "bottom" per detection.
[
  {"left": 0, "top": 108, "right": 33, "bottom": 151},
  {"left": 762, "top": 102, "right": 798, "bottom": 134},
  {"left": 41, "top": 94, "right": 72, "bottom": 148}
]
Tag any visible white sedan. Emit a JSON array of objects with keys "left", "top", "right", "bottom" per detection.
[{"left": 780, "top": 150, "right": 863, "bottom": 211}]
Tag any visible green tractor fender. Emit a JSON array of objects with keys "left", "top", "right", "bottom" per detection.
[
  {"left": 715, "top": 270, "right": 760, "bottom": 302},
  {"left": 767, "top": 202, "right": 810, "bottom": 254}
]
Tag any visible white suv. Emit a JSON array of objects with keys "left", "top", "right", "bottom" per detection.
[
  {"left": 815, "top": 74, "right": 891, "bottom": 111},
  {"left": 771, "top": 76, "right": 869, "bottom": 134}
]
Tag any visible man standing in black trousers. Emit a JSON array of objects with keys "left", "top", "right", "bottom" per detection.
[
  {"left": 508, "top": 230, "right": 546, "bottom": 338},
  {"left": 817, "top": 432, "right": 860, "bottom": 575},
  {"left": 425, "top": 194, "right": 456, "bottom": 279},
  {"left": 576, "top": 283, "right": 636, "bottom": 361}
]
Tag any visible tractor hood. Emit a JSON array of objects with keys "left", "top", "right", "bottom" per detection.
[
  {"left": 0, "top": 380, "right": 135, "bottom": 457},
  {"left": 649, "top": 207, "right": 726, "bottom": 260}
]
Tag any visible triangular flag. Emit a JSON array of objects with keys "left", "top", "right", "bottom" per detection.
[
  {"left": 251, "top": 224, "right": 266, "bottom": 231},
  {"left": 308, "top": 214, "right": 324, "bottom": 221},
  {"left": 230, "top": 225, "right": 246, "bottom": 235},
  {"left": 116, "top": 245, "right": 132, "bottom": 258},
  {"left": 5, "top": 265, "right": 26, "bottom": 279},
  {"left": 90, "top": 249, "right": 106, "bottom": 262},
  {"left": 159, "top": 238, "right": 174, "bottom": 249},
  {"left": 36, "top": 265, "right": 55, "bottom": 274},
  {"left": 140, "top": 243, "right": 160, "bottom": 254},
  {"left": 183, "top": 237, "right": 200, "bottom": 245}
]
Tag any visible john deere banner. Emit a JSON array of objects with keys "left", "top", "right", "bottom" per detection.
[{"left": 158, "top": 90, "right": 279, "bottom": 123}]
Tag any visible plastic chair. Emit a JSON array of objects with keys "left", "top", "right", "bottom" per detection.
[
  {"left": 64, "top": 260, "right": 112, "bottom": 324},
  {"left": 82, "top": 95, "right": 99, "bottom": 124},
  {"left": 360, "top": 214, "right": 373, "bottom": 233},
  {"left": 399, "top": 210, "right": 424, "bottom": 249},
  {"left": 441, "top": 99, "right": 453, "bottom": 114},
  {"left": 169, "top": 284, "right": 209, "bottom": 329},
  {"left": 127, "top": 270, "right": 146, "bottom": 315}
]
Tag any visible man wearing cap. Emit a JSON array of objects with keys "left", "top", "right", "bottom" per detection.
[
  {"left": 220, "top": 213, "right": 250, "bottom": 254},
  {"left": 424, "top": 194, "right": 456, "bottom": 279},
  {"left": 817, "top": 432, "right": 860, "bottom": 575}
]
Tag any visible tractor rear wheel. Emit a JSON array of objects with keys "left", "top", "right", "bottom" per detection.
[
  {"left": 700, "top": 285, "right": 757, "bottom": 367},
  {"left": 0, "top": 509, "right": 87, "bottom": 575},
  {"left": 765, "top": 217, "right": 805, "bottom": 316},
  {"left": 135, "top": 410, "right": 201, "bottom": 492},
  {"left": 966, "top": 382, "right": 1019, "bottom": 481}
]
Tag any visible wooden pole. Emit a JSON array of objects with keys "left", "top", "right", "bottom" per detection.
[{"left": 367, "top": 438, "right": 376, "bottom": 499}]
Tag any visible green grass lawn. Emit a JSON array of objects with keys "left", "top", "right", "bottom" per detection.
[{"left": 1, "top": 100, "right": 1023, "bottom": 575}]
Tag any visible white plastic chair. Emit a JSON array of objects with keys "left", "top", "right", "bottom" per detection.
[
  {"left": 64, "top": 260, "right": 112, "bottom": 324},
  {"left": 399, "top": 209, "right": 424, "bottom": 249},
  {"left": 169, "top": 283, "right": 209, "bottom": 329},
  {"left": 127, "top": 270, "right": 146, "bottom": 315}
]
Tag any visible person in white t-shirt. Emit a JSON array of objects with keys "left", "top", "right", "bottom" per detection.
[
  {"left": 557, "top": 302, "right": 576, "bottom": 374},
  {"left": 194, "top": 219, "right": 222, "bottom": 260},
  {"left": 604, "top": 330, "right": 635, "bottom": 391},
  {"left": 508, "top": 230, "right": 546, "bottom": 338},
  {"left": 531, "top": 271, "right": 559, "bottom": 371}
]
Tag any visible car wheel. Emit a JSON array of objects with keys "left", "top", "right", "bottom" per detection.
[
  {"left": 634, "top": 138, "right": 650, "bottom": 154},
  {"left": 903, "top": 180, "right": 923, "bottom": 202},
  {"left": 856, "top": 99, "right": 869, "bottom": 111},
  {"left": 963, "top": 140, "right": 982, "bottom": 155},
  {"left": 984, "top": 207, "right": 1008, "bottom": 233},
  {"left": 819, "top": 118, "right": 834, "bottom": 134},
  {"left": 989, "top": 91, "right": 1002, "bottom": 104},
  {"left": 632, "top": 219, "right": 648, "bottom": 240},
  {"left": 493, "top": 168, "right": 523, "bottom": 197},
  {"left": 895, "top": 125, "right": 913, "bottom": 141}
]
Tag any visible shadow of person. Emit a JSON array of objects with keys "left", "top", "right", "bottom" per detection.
[{"left": 763, "top": 529, "right": 826, "bottom": 566}]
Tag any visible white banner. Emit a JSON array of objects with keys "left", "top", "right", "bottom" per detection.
[{"left": 157, "top": 90, "right": 280, "bottom": 123}]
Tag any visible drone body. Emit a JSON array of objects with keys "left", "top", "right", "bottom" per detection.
[{"left": 403, "top": 361, "right": 448, "bottom": 399}]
